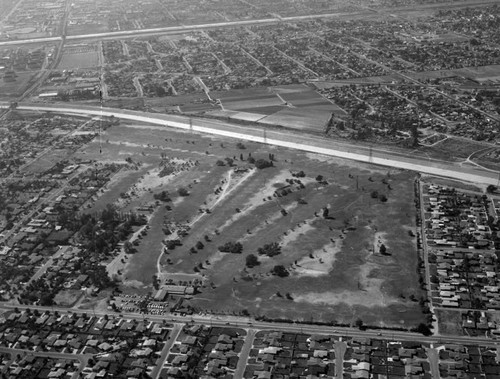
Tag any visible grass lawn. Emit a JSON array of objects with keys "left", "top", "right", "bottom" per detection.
[
  {"left": 81, "top": 121, "right": 426, "bottom": 328},
  {"left": 183, "top": 157, "right": 425, "bottom": 328},
  {"left": 435, "top": 309, "right": 464, "bottom": 336},
  {"left": 124, "top": 206, "right": 169, "bottom": 286}
]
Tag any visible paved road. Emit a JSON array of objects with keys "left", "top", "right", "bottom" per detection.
[
  {"left": 2, "top": 303, "right": 499, "bottom": 348},
  {"left": 334, "top": 340, "right": 347, "bottom": 379},
  {"left": 417, "top": 178, "right": 438, "bottom": 332},
  {"left": 426, "top": 346, "right": 441, "bottom": 379},
  {"left": 151, "top": 323, "right": 182, "bottom": 379},
  {"left": 0, "top": 0, "right": 497, "bottom": 47},
  {"left": 1, "top": 102, "right": 498, "bottom": 186},
  {"left": 233, "top": 328, "right": 256, "bottom": 379}
]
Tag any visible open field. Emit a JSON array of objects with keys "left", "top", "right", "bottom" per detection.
[
  {"left": 23, "top": 150, "right": 67, "bottom": 174},
  {"left": 207, "top": 85, "right": 343, "bottom": 131},
  {"left": 420, "top": 175, "right": 483, "bottom": 193},
  {"left": 258, "top": 108, "right": 331, "bottom": 132},
  {"left": 435, "top": 309, "right": 464, "bottom": 336},
  {"left": 58, "top": 51, "right": 100, "bottom": 69},
  {"left": 66, "top": 24, "right": 109, "bottom": 36},
  {"left": 417, "top": 137, "right": 497, "bottom": 162},
  {"left": 79, "top": 121, "right": 426, "bottom": 328},
  {"left": 0, "top": 72, "right": 35, "bottom": 98}
]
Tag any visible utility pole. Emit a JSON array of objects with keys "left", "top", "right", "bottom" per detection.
[{"left": 99, "top": 119, "right": 102, "bottom": 154}]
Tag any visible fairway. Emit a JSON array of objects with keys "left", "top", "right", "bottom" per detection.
[{"left": 83, "top": 121, "right": 426, "bottom": 328}]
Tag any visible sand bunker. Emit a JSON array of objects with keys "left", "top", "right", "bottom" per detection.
[{"left": 293, "top": 240, "right": 342, "bottom": 277}]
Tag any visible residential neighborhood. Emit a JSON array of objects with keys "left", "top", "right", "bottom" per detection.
[{"left": 1, "top": 0, "right": 500, "bottom": 377}]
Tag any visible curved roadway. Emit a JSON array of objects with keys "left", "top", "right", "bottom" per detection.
[{"left": 2, "top": 102, "right": 499, "bottom": 185}]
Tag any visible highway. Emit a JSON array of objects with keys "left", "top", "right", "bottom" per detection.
[
  {"left": 1, "top": 0, "right": 498, "bottom": 47},
  {"left": 1, "top": 102, "right": 498, "bottom": 186},
  {"left": 0, "top": 13, "right": 361, "bottom": 47}
]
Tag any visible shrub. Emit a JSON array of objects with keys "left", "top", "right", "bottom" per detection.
[{"left": 246, "top": 254, "right": 259, "bottom": 268}]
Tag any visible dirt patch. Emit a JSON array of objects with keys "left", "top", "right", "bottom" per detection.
[
  {"left": 54, "top": 289, "right": 83, "bottom": 307},
  {"left": 293, "top": 239, "right": 342, "bottom": 277}
]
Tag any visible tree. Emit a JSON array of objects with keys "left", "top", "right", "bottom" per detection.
[
  {"left": 218, "top": 241, "right": 243, "bottom": 254},
  {"left": 379, "top": 244, "right": 387, "bottom": 255},
  {"left": 487, "top": 185, "right": 498, "bottom": 194},
  {"left": 166, "top": 240, "right": 179, "bottom": 250},
  {"left": 246, "top": 254, "right": 259, "bottom": 268},
  {"left": 153, "top": 190, "right": 171, "bottom": 202},
  {"left": 196, "top": 241, "right": 204, "bottom": 250},
  {"left": 271, "top": 265, "right": 289, "bottom": 277},
  {"left": 258, "top": 242, "right": 281, "bottom": 257},
  {"left": 124, "top": 241, "right": 135, "bottom": 254},
  {"left": 152, "top": 275, "right": 160, "bottom": 290},
  {"left": 254, "top": 159, "right": 272, "bottom": 169},
  {"left": 354, "top": 318, "right": 365, "bottom": 330},
  {"left": 322, "top": 207, "right": 329, "bottom": 218},
  {"left": 177, "top": 187, "right": 189, "bottom": 197},
  {"left": 411, "top": 122, "right": 419, "bottom": 147},
  {"left": 413, "top": 323, "right": 432, "bottom": 336}
]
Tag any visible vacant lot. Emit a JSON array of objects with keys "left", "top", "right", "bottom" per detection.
[
  {"left": 58, "top": 51, "right": 100, "bottom": 69},
  {"left": 418, "top": 137, "right": 495, "bottom": 161},
  {"left": 0, "top": 72, "right": 35, "bottom": 98}
]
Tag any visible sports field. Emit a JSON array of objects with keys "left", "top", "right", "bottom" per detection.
[{"left": 58, "top": 46, "right": 100, "bottom": 69}]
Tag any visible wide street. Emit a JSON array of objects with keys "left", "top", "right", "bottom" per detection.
[
  {"left": 0, "top": 0, "right": 498, "bottom": 47},
  {"left": 1, "top": 303, "right": 498, "bottom": 348},
  {"left": 2, "top": 301, "right": 499, "bottom": 379}
]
